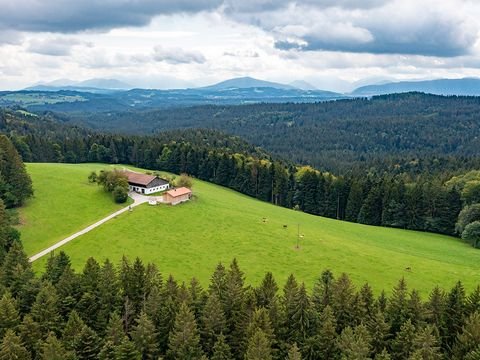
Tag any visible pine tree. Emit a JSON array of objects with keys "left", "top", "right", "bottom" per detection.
[
  {"left": 314, "top": 305, "right": 338, "bottom": 359},
  {"left": 201, "top": 293, "right": 227, "bottom": 354},
  {"left": 453, "top": 311, "right": 480, "bottom": 359},
  {"left": 224, "top": 259, "right": 247, "bottom": 356},
  {"left": 0, "top": 291, "right": 19, "bottom": 339},
  {"left": 30, "top": 282, "right": 62, "bottom": 334},
  {"left": 158, "top": 275, "right": 179, "bottom": 353},
  {"left": 115, "top": 337, "right": 141, "bottom": 360},
  {"left": 311, "top": 270, "right": 334, "bottom": 314},
  {"left": 18, "top": 314, "right": 41, "bottom": 357},
  {"left": 245, "top": 308, "right": 275, "bottom": 354},
  {"left": 443, "top": 281, "right": 466, "bottom": 351},
  {"left": 387, "top": 278, "right": 409, "bottom": 333},
  {"left": 73, "top": 325, "right": 101, "bottom": 360},
  {"left": 130, "top": 312, "right": 158, "bottom": 360},
  {"left": 0, "top": 329, "right": 31, "bottom": 360},
  {"left": 42, "top": 251, "right": 71, "bottom": 285},
  {"left": 281, "top": 274, "right": 299, "bottom": 344},
  {"left": 167, "top": 302, "right": 203, "bottom": 359},
  {"left": 287, "top": 343, "right": 302, "bottom": 360},
  {"left": 411, "top": 325, "right": 442, "bottom": 360},
  {"left": 98, "top": 341, "right": 116, "bottom": 360},
  {"left": 0, "top": 135, "right": 33, "bottom": 207},
  {"left": 39, "top": 332, "right": 75, "bottom": 360},
  {"left": 291, "top": 283, "right": 313, "bottom": 345},
  {"left": 62, "top": 310, "right": 86, "bottom": 349},
  {"left": 331, "top": 273, "right": 356, "bottom": 331},
  {"left": 467, "top": 286, "right": 480, "bottom": 316},
  {"left": 104, "top": 312, "right": 125, "bottom": 346},
  {"left": 97, "top": 259, "right": 122, "bottom": 330},
  {"left": 426, "top": 286, "right": 446, "bottom": 332},
  {"left": 337, "top": 324, "right": 372, "bottom": 360},
  {"left": 211, "top": 334, "right": 233, "bottom": 360},
  {"left": 391, "top": 319, "right": 416, "bottom": 360},
  {"left": 367, "top": 311, "right": 390, "bottom": 354},
  {"left": 245, "top": 328, "right": 272, "bottom": 360}
]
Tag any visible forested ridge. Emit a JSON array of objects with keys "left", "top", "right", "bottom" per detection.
[
  {"left": 2, "top": 108, "right": 479, "bottom": 240},
  {"left": 46, "top": 92, "right": 480, "bottom": 174}
]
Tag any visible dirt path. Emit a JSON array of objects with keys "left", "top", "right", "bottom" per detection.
[{"left": 29, "top": 192, "right": 150, "bottom": 262}]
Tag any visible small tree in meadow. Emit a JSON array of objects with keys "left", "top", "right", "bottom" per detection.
[{"left": 176, "top": 174, "right": 193, "bottom": 189}]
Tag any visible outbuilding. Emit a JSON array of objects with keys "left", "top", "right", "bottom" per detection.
[
  {"left": 122, "top": 170, "right": 170, "bottom": 195},
  {"left": 164, "top": 187, "right": 192, "bottom": 205}
]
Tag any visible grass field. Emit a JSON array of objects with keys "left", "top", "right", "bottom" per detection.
[
  {"left": 17, "top": 163, "right": 132, "bottom": 255},
  {"left": 21, "top": 163, "right": 480, "bottom": 295}
]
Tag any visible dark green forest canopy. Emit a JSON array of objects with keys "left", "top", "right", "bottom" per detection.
[{"left": 45, "top": 93, "right": 480, "bottom": 173}]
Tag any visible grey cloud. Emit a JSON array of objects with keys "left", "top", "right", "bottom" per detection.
[
  {"left": 0, "top": 30, "right": 23, "bottom": 45},
  {"left": 0, "top": 0, "right": 223, "bottom": 33},
  {"left": 153, "top": 46, "right": 206, "bottom": 64}
]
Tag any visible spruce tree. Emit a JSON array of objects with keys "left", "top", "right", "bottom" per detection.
[
  {"left": 130, "top": 312, "right": 158, "bottom": 360},
  {"left": 291, "top": 283, "right": 313, "bottom": 345},
  {"left": 391, "top": 319, "right": 416, "bottom": 360},
  {"left": 73, "top": 325, "right": 101, "bottom": 360},
  {"left": 0, "top": 329, "right": 31, "bottom": 360},
  {"left": 314, "top": 305, "right": 338, "bottom": 359},
  {"left": 443, "top": 281, "right": 466, "bottom": 351},
  {"left": 167, "top": 302, "right": 203, "bottom": 360},
  {"left": 18, "top": 315, "right": 41, "bottom": 357},
  {"left": 39, "top": 332, "right": 75, "bottom": 360},
  {"left": 337, "top": 324, "right": 372, "bottom": 360},
  {"left": 115, "top": 337, "right": 141, "bottom": 360},
  {"left": 211, "top": 334, "right": 233, "bottom": 360},
  {"left": 287, "top": 343, "right": 302, "bottom": 360},
  {"left": 411, "top": 325, "right": 442, "bottom": 360},
  {"left": 30, "top": 282, "right": 62, "bottom": 334},
  {"left": 244, "top": 328, "right": 272, "bottom": 360},
  {"left": 386, "top": 278, "right": 409, "bottom": 333},
  {"left": 0, "top": 291, "right": 19, "bottom": 339},
  {"left": 104, "top": 312, "right": 125, "bottom": 346},
  {"left": 453, "top": 311, "right": 480, "bottom": 359},
  {"left": 62, "top": 310, "right": 86, "bottom": 349},
  {"left": 367, "top": 311, "right": 390, "bottom": 354},
  {"left": 98, "top": 341, "right": 116, "bottom": 360},
  {"left": 201, "top": 293, "right": 227, "bottom": 354},
  {"left": 331, "top": 273, "right": 356, "bottom": 332}
]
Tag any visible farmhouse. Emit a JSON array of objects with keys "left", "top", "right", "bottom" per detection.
[
  {"left": 122, "top": 170, "right": 169, "bottom": 195},
  {"left": 165, "top": 187, "right": 192, "bottom": 205}
]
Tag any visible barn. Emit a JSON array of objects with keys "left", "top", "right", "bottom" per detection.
[
  {"left": 122, "top": 170, "right": 170, "bottom": 195},
  {"left": 165, "top": 187, "right": 192, "bottom": 205}
]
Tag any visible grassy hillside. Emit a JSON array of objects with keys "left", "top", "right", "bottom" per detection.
[
  {"left": 17, "top": 163, "right": 132, "bottom": 255},
  {"left": 23, "top": 163, "right": 480, "bottom": 294}
]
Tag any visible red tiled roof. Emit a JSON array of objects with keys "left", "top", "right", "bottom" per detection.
[
  {"left": 121, "top": 170, "right": 156, "bottom": 186},
  {"left": 166, "top": 187, "right": 192, "bottom": 197}
]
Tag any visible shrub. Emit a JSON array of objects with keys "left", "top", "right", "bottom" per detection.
[
  {"left": 175, "top": 173, "right": 193, "bottom": 188},
  {"left": 112, "top": 186, "right": 128, "bottom": 204},
  {"left": 462, "top": 221, "right": 480, "bottom": 248}
]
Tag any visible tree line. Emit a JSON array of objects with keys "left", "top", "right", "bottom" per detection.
[
  {"left": 0, "top": 246, "right": 479, "bottom": 359},
  {"left": 2, "top": 108, "right": 471, "bottom": 238}
]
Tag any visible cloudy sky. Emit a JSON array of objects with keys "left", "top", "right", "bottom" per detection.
[{"left": 1, "top": 0, "right": 480, "bottom": 91}]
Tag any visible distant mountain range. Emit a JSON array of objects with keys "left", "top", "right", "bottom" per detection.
[
  {"left": 4, "top": 76, "right": 480, "bottom": 112},
  {"left": 352, "top": 77, "right": 480, "bottom": 96},
  {"left": 25, "top": 78, "right": 133, "bottom": 93}
]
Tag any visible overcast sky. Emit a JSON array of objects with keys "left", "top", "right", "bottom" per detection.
[{"left": 1, "top": 0, "right": 480, "bottom": 91}]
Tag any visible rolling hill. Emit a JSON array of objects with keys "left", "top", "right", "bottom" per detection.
[
  {"left": 352, "top": 77, "right": 480, "bottom": 96},
  {"left": 19, "top": 163, "right": 480, "bottom": 294}
]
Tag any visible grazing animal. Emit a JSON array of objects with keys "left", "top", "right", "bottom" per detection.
[
  {"left": 283, "top": 225, "right": 288, "bottom": 229},
  {"left": 405, "top": 267, "right": 411, "bottom": 272}
]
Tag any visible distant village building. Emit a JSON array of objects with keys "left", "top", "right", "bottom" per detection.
[
  {"left": 165, "top": 187, "right": 192, "bottom": 205},
  {"left": 122, "top": 170, "right": 169, "bottom": 195}
]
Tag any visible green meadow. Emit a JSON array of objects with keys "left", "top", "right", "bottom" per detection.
[{"left": 20, "top": 163, "right": 480, "bottom": 294}]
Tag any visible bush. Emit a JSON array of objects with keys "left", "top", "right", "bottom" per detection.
[
  {"left": 462, "top": 221, "right": 480, "bottom": 248},
  {"left": 88, "top": 171, "right": 97, "bottom": 183},
  {"left": 456, "top": 204, "right": 480, "bottom": 234},
  {"left": 175, "top": 173, "right": 193, "bottom": 188},
  {"left": 112, "top": 185, "right": 128, "bottom": 204}
]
